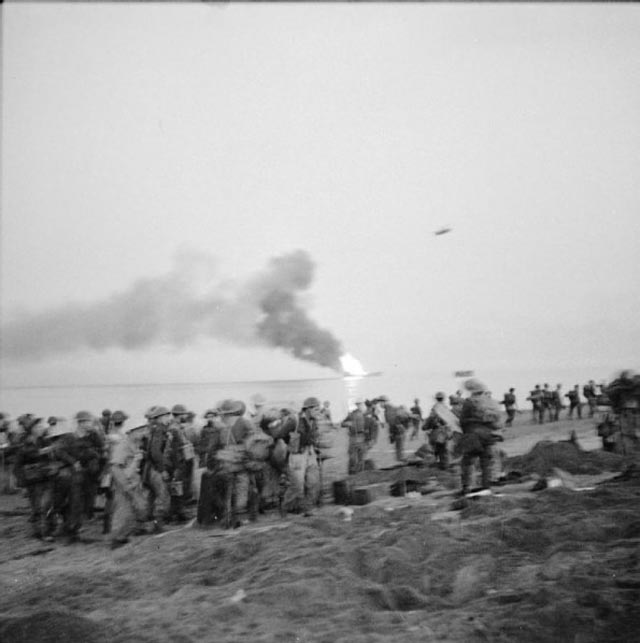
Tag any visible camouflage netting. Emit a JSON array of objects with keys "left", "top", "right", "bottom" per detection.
[{"left": 506, "top": 440, "right": 627, "bottom": 477}]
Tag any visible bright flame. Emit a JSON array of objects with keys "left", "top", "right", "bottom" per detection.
[{"left": 340, "top": 353, "right": 367, "bottom": 376}]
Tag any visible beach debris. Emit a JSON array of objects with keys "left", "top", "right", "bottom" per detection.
[
  {"left": 228, "top": 589, "right": 247, "bottom": 603},
  {"left": 336, "top": 507, "right": 354, "bottom": 522},
  {"left": 532, "top": 467, "right": 597, "bottom": 492}
]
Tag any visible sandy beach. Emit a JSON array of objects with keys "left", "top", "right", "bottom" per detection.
[{"left": 1, "top": 412, "right": 638, "bottom": 643}]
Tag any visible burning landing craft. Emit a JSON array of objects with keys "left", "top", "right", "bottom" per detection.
[{"left": 339, "top": 353, "right": 382, "bottom": 378}]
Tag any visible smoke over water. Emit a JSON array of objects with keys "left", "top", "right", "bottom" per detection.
[{"left": 2, "top": 250, "right": 344, "bottom": 371}]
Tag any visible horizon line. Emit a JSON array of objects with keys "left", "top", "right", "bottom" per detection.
[{"left": 0, "top": 372, "right": 383, "bottom": 391}]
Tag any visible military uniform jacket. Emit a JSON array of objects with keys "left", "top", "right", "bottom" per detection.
[
  {"left": 15, "top": 433, "right": 55, "bottom": 485},
  {"left": 296, "top": 414, "right": 319, "bottom": 452},
  {"left": 55, "top": 432, "right": 102, "bottom": 473},
  {"left": 341, "top": 410, "right": 366, "bottom": 441},
  {"left": 163, "top": 423, "right": 188, "bottom": 477},
  {"left": 147, "top": 423, "right": 168, "bottom": 471}
]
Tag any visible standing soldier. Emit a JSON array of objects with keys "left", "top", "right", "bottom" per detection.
[
  {"left": 565, "top": 385, "right": 582, "bottom": 420},
  {"left": 542, "top": 384, "right": 554, "bottom": 423},
  {"left": 527, "top": 385, "right": 544, "bottom": 424},
  {"left": 199, "top": 399, "right": 254, "bottom": 528},
  {"left": 458, "top": 379, "right": 504, "bottom": 495},
  {"left": 164, "top": 406, "right": 190, "bottom": 523},
  {"left": 341, "top": 399, "right": 368, "bottom": 474},
  {"left": 197, "top": 410, "right": 219, "bottom": 468},
  {"left": 14, "top": 417, "right": 57, "bottom": 540},
  {"left": 500, "top": 388, "right": 518, "bottom": 427},
  {"left": 54, "top": 411, "right": 103, "bottom": 543},
  {"left": 449, "top": 391, "right": 464, "bottom": 418},
  {"left": 101, "top": 410, "right": 128, "bottom": 535},
  {"left": 99, "top": 409, "right": 113, "bottom": 435},
  {"left": 143, "top": 406, "right": 173, "bottom": 533},
  {"left": 424, "top": 392, "right": 460, "bottom": 470},
  {"left": 409, "top": 398, "right": 423, "bottom": 439},
  {"left": 109, "top": 422, "right": 149, "bottom": 549},
  {"left": 583, "top": 380, "right": 598, "bottom": 418},
  {"left": 281, "top": 397, "right": 321, "bottom": 516},
  {"left": 552, "top": 384, "right": 563, "bottom": 422}
]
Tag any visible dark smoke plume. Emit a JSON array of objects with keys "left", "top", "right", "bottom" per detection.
[{"left": 1, "top": 249, "right": 344, "bottom": 371}]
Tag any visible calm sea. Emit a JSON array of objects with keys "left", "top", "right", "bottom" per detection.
[{"left": 0, "top": 364, "right": 613, "bottom": 428}]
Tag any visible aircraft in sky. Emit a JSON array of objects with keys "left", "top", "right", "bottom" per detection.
[{"left": 434, "top": 227, "right": 452, "bottom": 236}]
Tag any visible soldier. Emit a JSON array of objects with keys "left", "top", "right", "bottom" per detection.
[
  {"left": 424, "top": 392, "right": 460, "bottom": 470},
  {"left": 54, "top": 411, "right": 103, "bottom": 543},
  {"left": 165, "top": 405, "right": 191, "bottom": 522},
  {"left": 409, "top": 398, "right": 423, "bottom": 439},
  {"left": 542, "top": 384, "right": 555, "bottom": 423},
  {"left": 250, "top": 394, "right": 267, "bottom": 430},
  {"left": 99, "top": 409, "right": 113, "bottom": 435},
  {"left": 565, "top": 385, "right": 582, "bottom": 420},
  {"left": 14, "top": 417, "right": 57, "bottom": 540},
  {"left": 278, "top": 397, "right": 321, "bottom": 516},
  {"left": 390, "top": 406, "right": 412, "bottom": 462},
  {"left": 449, "top": 391, "right": 464, "bottom": 418},
  {"left": 109, "top": 422, "right": 149, "bottom": 549},
  {"left": 527, "top": 385, "right": 544, "bottom": 424},
  {"left": 458, "top": 379, "right": 503, "bottom": 495},
  {"left": 500, "top": 388, "right": 518, "bottom": 427},
  {"left": 552, "top": 384, "right": 563, "bottom": 422},
  {"left": 603, "top": 371, "right": 640, "bottom": 455},
  {"left": 199, "top": 399, "right": 254, "bottom": 528},
  {"left": 197, "top": 409, "right": 219, "bottom": 468},
  {"left": 363, "top": 400, "right": 380, "bottom": 447},
  {"left": 583, "top": 380, "right": 598, "bottom": 418},
  {"left": 341, "top": 399, "right": 368, "bottom": 474},
  {"left": 101, "top": 410, "right": 128, "bottom": 535},
  {"left": 143, "top": 406, "right": 173, "bottom": 532}
]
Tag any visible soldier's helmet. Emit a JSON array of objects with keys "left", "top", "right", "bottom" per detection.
[
  {"left": 171, "top": 404, "right": 188, "bottom": 416},
  {"left": 75, "top": 410, "right": 93, "bottom": 422},
  {"left": 301, "top": 397, "right": 321, "bottom": 410},
  {"left": 111, "top": 410, "right": 128, "bottom": 424},
  {"left": 216, "top": 399, "right": 244, "bottom": 416},
  {"left": 47, "top": 416, "right": 58, "bottom": 425},
  {"left": 435, "top": 392, "right": 445, "bottom": 401},
  {"left": 147, "top": 406, "right": 171, "bottom": 420}
]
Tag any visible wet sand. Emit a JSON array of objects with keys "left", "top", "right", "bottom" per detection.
[{"left": 1, "top": 413, "right": 639, "bottom": 643}]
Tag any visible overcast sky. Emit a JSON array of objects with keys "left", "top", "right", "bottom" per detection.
[{"left": 2, "top": 3, "right": 639, "bottom": 387}]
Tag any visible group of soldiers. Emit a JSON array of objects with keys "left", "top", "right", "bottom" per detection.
[
  {"left": 1, "top": 396, "right": 374, "bottom": 548},
  {"left": 4, "top": 371, "right": 636, "bottom": 547},
  {"left": 523, "top": 380, "right": 606, "bottom": 425}
]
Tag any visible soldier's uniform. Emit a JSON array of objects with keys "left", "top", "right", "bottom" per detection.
[
  {"left": 54, "top": 414, "right": 102, "bottom": 541},
  {"left": 143, "top": 407, "right": 172, "bottom": 530},
  {"left": 164, "top": 420, "right": 189, "bottom": 522},
  {"left": 459, "top": 380, "right": 503, "bottom": 494},
  {"left": 110, "top": 425, "right": 148, "bottom": 548},
  {"left": 14, "top": 419, "right": 57, "bottom": 539},
  {"left": 342, "top": 402, "right": 367, "bottom": 474}
]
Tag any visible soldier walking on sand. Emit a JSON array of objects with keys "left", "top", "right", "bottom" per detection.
[
  {"left": 500, "top": 388, "right": 518, "bottom": 427},
  {"left": 527, "top": 385, "right": 544, "bottom": 424}
]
